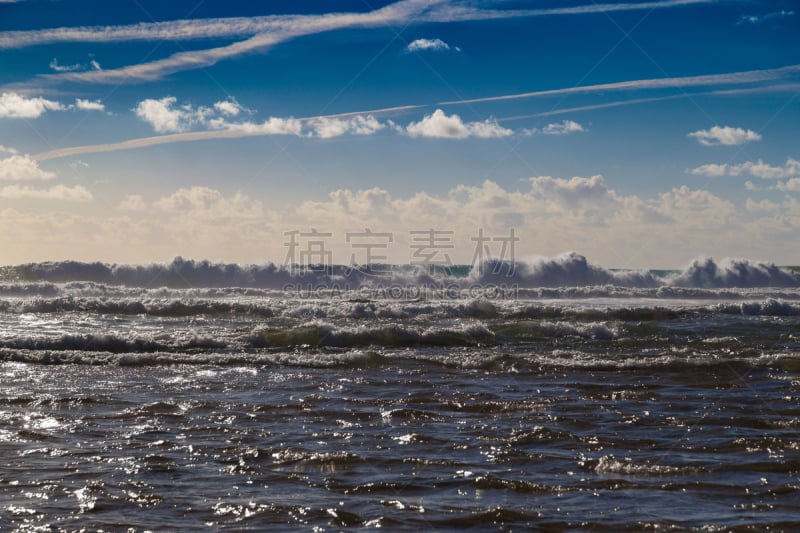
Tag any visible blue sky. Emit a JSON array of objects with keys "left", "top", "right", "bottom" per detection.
[{"left": 0, "top": 0, "right": 798, "bottom": 267}]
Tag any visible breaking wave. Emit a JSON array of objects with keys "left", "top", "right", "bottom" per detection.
[
  {"left": 472, "top": 252, "right": 660, "bottom": 288},
  {"left": 668, "top": 257, "right": 799, "bottom": 288},
  {"left": 0, "top": 253, "right": 797, "bottom": 290}
]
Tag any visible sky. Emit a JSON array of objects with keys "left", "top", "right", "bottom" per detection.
[{"left": 0, "top": 0, "right": 798, "bottom": 268}]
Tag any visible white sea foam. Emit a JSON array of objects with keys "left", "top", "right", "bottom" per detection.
[
  {"left": 3, "top": 253, "right": 796, "bottom": 289},
  {"left": 668, "top": 257, "right": 798, "bottom": 288}
]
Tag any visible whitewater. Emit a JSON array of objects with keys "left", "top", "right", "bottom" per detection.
[{"left": 1, "top": 252, "right": 798, "bottom": 531}]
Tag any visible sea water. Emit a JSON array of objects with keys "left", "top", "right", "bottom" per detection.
[{"left": 0, "top": 255, "right": 798, "bottom": 531}]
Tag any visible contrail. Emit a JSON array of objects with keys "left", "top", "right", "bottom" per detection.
[
  {"left": 438, "top": 64, "right": 800, "bottom": 106},
  {"left": 31, "top": 64, "right": 799, "bottom": 162},
  {"left": 32, "top": 104, "right": 427, "bottom": 161}
]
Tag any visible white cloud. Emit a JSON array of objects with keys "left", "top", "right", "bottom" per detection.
[
  {"left": 308, "top": 115, "right": 385, "bottom": 139},
  {"left": 406, "top": 38, "right": 459, "bottom": 53},
  {"left": 776, "top": 178, "right": 800, "bottom": 193},
  {"left": 153, "top": 186, "right": 260, "bottom": 214},
  {"left": 654, "top": 186, "right": 737, "bottom": 227},
  {"left": 49, "top": 56, "right": 102, "bottom": 73},
  {"left": 75, "top": 98, "right": 105, "bottom": 112},
  {"left": 543, "top": 120, "right": 585, "bottom": 135},
  {"left": 292, "top": 177, "right": 756, "bottom": 267},
  {"left": 689, "top": 158, "right": 800, "bottom": 179},
  {"left": 688, "top": 163, "right": 729, "bottom": 177},
  {"left": 0, "top": 154, "right": 56, "bottom": 181},
  {"left": 211, "top": 113, "right": 385, "bottom": 139},
  {"left": 405, "top": 109, "right": 512, "bottom": 139},
  {"left": 134, "top": 96, "right": 211, "bottom": 133},
  {"left": 49, "top": 58, "right": 82, "bottom": 72},
  {"left": 529, "top": 175, "right": 614, "bottom": 206},
  {"left": 6, "top": 173, "right": 800, "bottom": 266},
  {"left": 0, "top": 91, "right": 104, "bottom": 118},
  {"left": 0, "top": 184, "right": 92, "bottom": 201},
  {"left": 213, "top": 99, "right": 245, "bottom": 116},
  {"left": 0, "top": 91, "right": 65, "bottom": 118},
  {"left": 688, "top": 125, "right": 762, "bottom": 146},
  {"left": 211, "top": 116, "right": 304, "bottom": 136},
  {"left": 0, "top": 145, "right": 19, "bottom": 155},
  {"left": 745, "top": 159, "right": 800, "bottom": 179},
  {"left": 118, "top": 194, "right": 148, "bottom": 211},
  {"left": 0, "top": 152, "right": 93, "bottom": 202},
  {"left": 746, "top": 198, "right": 781, "bottom": 212},
  {"left": 524, "top": 120, "right": 586, "bottom": 136}
]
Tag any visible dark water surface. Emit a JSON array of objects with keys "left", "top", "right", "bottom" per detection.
[{"left": 0, "top": 281, "right": 799, "bottom": 530}]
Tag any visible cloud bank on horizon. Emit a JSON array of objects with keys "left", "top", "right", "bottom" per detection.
[{"left": 0, "top": 0, "right": 798, "bottom": 267}]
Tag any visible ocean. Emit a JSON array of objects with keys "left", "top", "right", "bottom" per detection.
[{"left": 1, "top": 253, "right": 799, "bottom": 531}]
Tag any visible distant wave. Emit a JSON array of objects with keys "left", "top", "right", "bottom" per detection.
[
  {"left": 471, "top": 252, "right": 661, "bottom": 288},
  {"left": 249, "top": 322, "right": 496, "bottom": 348},
  {"left": 1, "top": 295, "right": 799, "bottom": 318},
  {"left": 1, "top": 253, "right": 797, "bottom": 289},
  {"left": 1, "top": 344, "right": 797, "bottom": 372},
  {"left": 667, "top": 257, "right": 799, "bottom": 288}
]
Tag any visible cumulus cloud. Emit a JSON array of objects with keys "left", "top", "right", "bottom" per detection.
[
  {"left": 291, "top": 175, "right": 761, "bottom": 267},
  {"left": 0, "top": 92, "right": 103, "bottom": 118},
  {"left": 118, "top": 194, "right": 148, "bottom": 211},
  {"left": 154, "top": 186, "right": 262, "bottom": 218},
  {"left": 213, "top": 99, "right": 246, "bottom": 116},
  {"left": 745, "top": 198, "right": 781, "bottom": 212},
  {"left": 688, "top": 125, "right": 762, "bottom": 146},
  {"left": 308, "top": 115, "right": 385, "bottom": 138},
  {"left": 0, "top": 91, "right": 65, "bottom": 118},
  {"left": 75, "top": 98, "right": 105, "bottom": 112},
  {"left": 529, "top": 175, "right": 614, "bottom": 206},
  {"left": 136, "top": 96, "right": 338, "bottom": 137},
  {"left": 688, "top": 163, "right": 728, "bottom": 177},
  {"left": 406, "top": 38, "right": 460, "bottom": 52},
  {"left": 5, "top": 173, "right": 795, "bottom": 266},
  {"left": 0, "top": 148, "right": 95, "bottom": 203},
  {"left": 134, "top": 96, "right": 212, "bottom": 133},
  {"left": 524, "top": 120, "right": 586, "bottom": 136},
  {"left": 776, "top": 178, "right": 800, "bottom": 193},
  {"left": 655, "top": 186, "right": 737, "bottom": 227},
  {"left": 0, "top": 154, "right": 56, "bottom": 181},
  {"left": 0, "top": 184, "right": 92, "bottom": 201},
  {"left": 404, "top": 109, "right": 512, "bottom": 139},
  {"left": 543, "top": 120, "right": 585, "bottom": 135},
  {"left": 689, "top": 158, "right": 800, "bottom": 179},
  {"left": 210, "top": 116, "right": 304, "bottom": 136}
]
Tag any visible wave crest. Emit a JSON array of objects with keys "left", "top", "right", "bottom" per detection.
[
  {"left": 2, "top": 253, "right": 797, "bottom": 289},
  {"left": 668, "top": 257, "right": 798, "bottom": 288}
]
